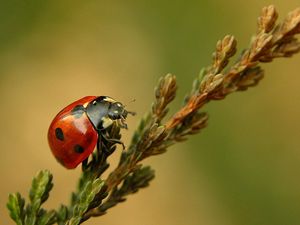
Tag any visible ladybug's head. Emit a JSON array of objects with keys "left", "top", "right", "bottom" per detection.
[
  {"left": 108, "top": 102, "right": 126, "bottom": 119},
  {"left": 86, "top": 96, "right": 135, "bottom": 130},
  {"left": 107, "top": 102, "right": 135, "bottom": 129}
]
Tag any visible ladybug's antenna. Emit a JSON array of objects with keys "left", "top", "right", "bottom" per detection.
[
  {"left": 127, "top": 111, "right": 136, "bottom": 116},
  {"left": 124, "top": 99, "right": 136, "bottom": 116},
  {"left": 124, "top": 98, "right": 136, "bottom": 107}
]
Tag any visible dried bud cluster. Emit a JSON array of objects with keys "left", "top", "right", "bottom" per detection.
[
  {"left": 152, "top": 74, "right": 177, "bottom": 122},
  {"left": 166, "top": 5, "right": 300, "bottom": 129},
  {"left": 211, "top": 35, "right": 237, "bottom": 74},
  {"left": 257, "top": 5, "right": 278, "bottom": 33}
]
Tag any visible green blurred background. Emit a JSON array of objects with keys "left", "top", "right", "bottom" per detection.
[{"left": 1, "top": 1, "right": 300, "bottom": 225}]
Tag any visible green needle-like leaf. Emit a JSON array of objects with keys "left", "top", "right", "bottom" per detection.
[
  {"left": 36, "top": 210, "right": 56, "bottom": 225},
  {"left": 7, "top": 193, "right": 25, "bottom": 225},
  {"left": 29, "top": 170, "right": 53, "bottom": 204},
  {"left": 57, "top": 205, "right": 69, "bottom": 225},
  {"left": 25, "top": 170, "right": 54, "bottom": 225},
  {"left": 68, "top": 178, "right": 104, "bottom": 225}
]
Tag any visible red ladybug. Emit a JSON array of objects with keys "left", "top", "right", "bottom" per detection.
[{"left": 48, "top": 96, "right": 131, "bottom": 169}]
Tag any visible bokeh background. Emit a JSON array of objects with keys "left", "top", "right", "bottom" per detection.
[{"left": 1, "top": 1, "right": 300, "bottom": 225}]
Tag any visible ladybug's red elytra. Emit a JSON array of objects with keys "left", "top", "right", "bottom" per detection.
[{"left": 48, "top": 96, "right": 132, "bottom": 169}]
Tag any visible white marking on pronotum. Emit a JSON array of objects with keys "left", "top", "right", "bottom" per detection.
[
  {"left": 104, "top": 96, "right": 116, "bottom": 103},
  {"left": 102, "top": 117, "right": 113, "bottom": 129}
]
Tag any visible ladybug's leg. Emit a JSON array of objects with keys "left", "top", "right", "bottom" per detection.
[
  {"left": 105, "top": 137, "right": 125, "bottom": 150},
  {"left": 117, "top": 119, "right": 128, "bottom": 129},
  {"left": 81, "top": 158, "right": 89, "bottom": 171},
  {"left": 99, "top": 131, "right": 125, "bottom": 151},
  {"left": 96, "top": 133, "right": 116, "bottom": 160}
]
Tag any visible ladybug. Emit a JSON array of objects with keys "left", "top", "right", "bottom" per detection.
[{"left": 48, "top": 96, "right": 132, "bottom": 169}]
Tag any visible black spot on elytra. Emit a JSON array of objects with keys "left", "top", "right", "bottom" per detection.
[
  {"left": 71, "top": 105, "right": 85, "bottom": 118},
  {"left": 74, "top": 144, "right": 85, "bottom": 153},
  {"left": 55, "top": 128, "right": 64, "bottom": 141}
]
